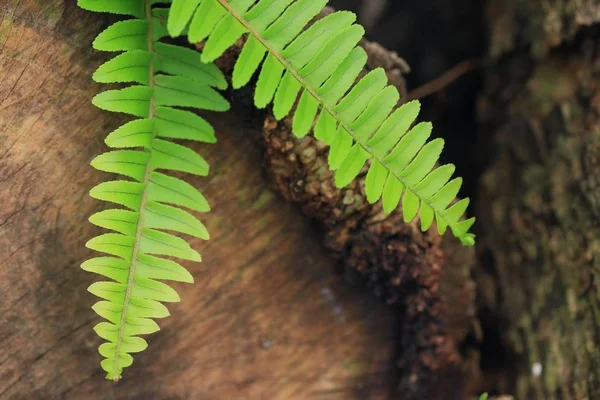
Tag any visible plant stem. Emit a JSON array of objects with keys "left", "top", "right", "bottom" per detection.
[{"left": 111, "top": 0, "right": 157, "bottom": 381}]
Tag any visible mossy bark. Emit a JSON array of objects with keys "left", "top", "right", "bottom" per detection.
[{"left": 478, "top": 0, "right": 600, "bottom": 398}]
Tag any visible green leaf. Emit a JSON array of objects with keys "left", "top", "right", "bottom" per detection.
[
  {"left": 139, "top": 228, "right": 202, "bottom": 261},
  {"left": 148, "top": 172, "right": 210, "bottom": 212},
  {"left": 88, "top": 281, "right": 127, "bottom": 303},
  {"left": 401, "top": 138, "right": 445, "bottom": 185},
  {"left": 135, "top": 254, "right": 194, "bottom": 283},
  {"left": 350, "top": 86, "right": 399, "bottom": 141},
  {"left": 444, "top": 198, "right": 471, "bottom": 224},
  {"left": 328, "top": 127, "right": 353, "bottom": 171},
  {"left": 300, "top": 25, "right": 364, "bottom": 89},
  {"left": 382, "top": 175, "right": 404, "bottom": 214},
  {"left": 150, "top": 139, "right": 209, "bottom": 176},
  {"left": 420, "top": 203, "right": 434, "bottom": 231},
  {"left": 155, "top": 107, "right": 216, "bottom": 143},
  {"left": 155, "top": 42, "right": 228, "bottom": 89},
  {"left": 78, "top": 0, "right": 145, "bottom": 18},
  {"left": 128, "top": 296, "right": 171, "bottom": 319},
  {"left": 245, "top": 0, "right": 295, "bottom": 34},
  {"left": 167, "top": 0, "right": 203, "bottom": 37},
  {"left": 93, "top": 86, "right": 152, "bottom": 117},
  {"left": 385, "top": 122, "right": 433, "bottom": 172},
  {"left": 91, "top": 150, "right": 150, "bottom": 182},
  {"left": 145, "top": 201, "right": 209, "bottom": 239},
  {"left": 99, "top": 338, "right": 147, "bottom": 356},
  {"left": 402, "top": 189, "right": 420, "bottom": 223},
  {"left": 86, "top": 234, "right": 135, "bottom": 260},
  {"left": 105, "top": 119, "right": 154, "bottom": 149},
  {"left": 317, "top": 47, "right": 367, "bottom": 104},
  {"left": 82, "top": 257, "right": 129, "bottom": 283},
  {"left": 132, "top": 277, "right": 181, "bottom": 303},
  {"left": 154, "top": 75, "right": 229, "bottom": 111},
  {"left": 255, "top": 54, "right": 284, "bottom": 108},
  {"left": 93, "top": 51, "right": 152, "bottom": 84},
  {"left": 333, "top": 68, "right": 387, "bottom": 122},
  {"left": 415, "top": 164, "right": 456, "bottom": 199},
  {"left": 89, "top": 209, "right": 139, "bottom": 236},
  {"left": 188, "top": 0, "right": 226, "bottom": 43},
  {"left": 335, "top": 145, "right": 369, "bottom": 188},
  {"left": 232, "top": 36, "right": 267, "bottom": 89},
  {"left": 122, "top": 317, "right": 160, "bottom": 336},
  {"left": 89, "top": 181, "right": 144, "bottom": 211},
  {"left": 368, "top": 100, "right": 421, "bottom": 157},
  {"left": 94, "top": 20, "right": 149, "bottom": 52},
  {"left": 201, "top": 15, "right": 247, "bottom": 63},
  {"left": 314, "top": 110, "right": 337, "bottom": 144},
  {"left": 263, "top": 0, "right": 327, "bottom": 50},
  {"left": 365, "top": 160, "right": 388, "bottom": 203},
  {"left": 430, "top": 178, "right": 463, "bottom": 211},
  {"left": 292, "top": 91, "right": 319, "bottom": 138},
  {"left": 284, "top": 13, "right": 356, "bottom": 72},
  {"left": 93, "top": 301, "right": 123, "bottom": 324},
  {"left": 273, "top": 70, "right": 301, "bottom": 120}
]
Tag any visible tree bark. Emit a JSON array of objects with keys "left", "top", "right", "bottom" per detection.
[{"left": 478, "top": 0, "right": 600, "bottom": 398}]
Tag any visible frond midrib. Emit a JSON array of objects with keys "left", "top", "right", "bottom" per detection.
[
  {"left": 111, "top": 0, "right": 157, "bottom": 380},
  {"left": 215, "top": 0, "right": 467, "bottom": 238}
]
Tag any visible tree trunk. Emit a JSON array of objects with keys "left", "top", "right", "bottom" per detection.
[{"left": 477, "top": 0, "right": 600, "bottom": 398}]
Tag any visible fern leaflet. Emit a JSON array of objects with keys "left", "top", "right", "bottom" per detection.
[
  {"left": 168, "top": 0, "right": 476, "bottom": 246},
  {"left": 79, "top": 0, "right": 229, "bottom": 380}
]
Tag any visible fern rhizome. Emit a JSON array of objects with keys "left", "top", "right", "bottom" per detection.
[{"left": 80, "top": 0, "right": 476, "bottom": 380}]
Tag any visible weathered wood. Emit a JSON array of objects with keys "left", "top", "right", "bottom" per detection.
[{"left": 0, "top": 1, "right": 397, "bottom": 398}]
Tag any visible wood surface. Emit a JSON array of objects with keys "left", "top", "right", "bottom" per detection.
[{"left": 0, "top": 1, "right": 397, "bottom": 399}]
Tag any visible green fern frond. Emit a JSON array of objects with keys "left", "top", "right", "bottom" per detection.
[
  {"left": 168, "top": 0, "right": 475, "bottom": 246},
  {"left": 79, "top": 0, "right": 229, "bottom": 381}
]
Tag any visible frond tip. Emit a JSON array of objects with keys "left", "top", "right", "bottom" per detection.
[
  {"left": 167, "top": 0, "right": 476, "bottom": 246},
  {"left": 79, "top": 0, "right": 229, "bottom": 380}
]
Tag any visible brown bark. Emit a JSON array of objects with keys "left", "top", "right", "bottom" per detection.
[
  {"left": 478, "top": 0, "right": 600, "bottom": 398},
  {"left": 262, "top": 118, "right": 479, "bottom": 399}
]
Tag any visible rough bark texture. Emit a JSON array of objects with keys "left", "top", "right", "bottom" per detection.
[
  {"left": 478, "top": 0, "right": 600, "bottom": 398},
  {"left": 0, "top": 2, "right": 399, "bottom": 399},
  {"left": 262, "top": 119, "right": 480, "bottom": 399}
]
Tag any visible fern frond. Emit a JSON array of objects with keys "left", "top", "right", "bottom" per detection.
[
  {"left": 79, "top": 0, "right": 229, "bottom": 381},
  {"left": 168, "top": 0, "right": 475, "bottom": 246}
]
